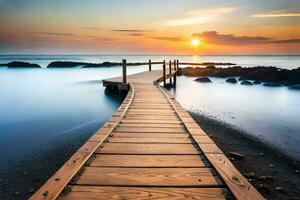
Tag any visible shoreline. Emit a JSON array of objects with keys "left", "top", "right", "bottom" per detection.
[{"left": 190, "top": 111, "right": 300, "bottom": 200}]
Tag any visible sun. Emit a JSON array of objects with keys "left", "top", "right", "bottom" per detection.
[{"left": 191, "top": 38, "right": 201, "bottom": 47}]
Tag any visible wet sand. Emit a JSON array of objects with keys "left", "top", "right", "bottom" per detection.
[{"left": 190, "top": 111, "right": 300, "bottom": 200}]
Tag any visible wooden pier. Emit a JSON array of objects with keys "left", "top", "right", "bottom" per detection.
[{"left": 31, "top": 60, "right": 264, "bottom": 200}]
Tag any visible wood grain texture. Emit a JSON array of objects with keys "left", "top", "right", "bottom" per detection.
[
  {"left": 107, "top": 136, "right": 193, "bottom": 143},
  {"left": 96, "top": 143, "right": 201, "bottom": 155},
  {"left": 76, "top": 167, "right": 220, "bottom": 187},
  {"left": 60, "top": 186, "right": 227, "bottom": 200},
  {"left": 90, "top": 155, "right": 205, "bottom": 167}
]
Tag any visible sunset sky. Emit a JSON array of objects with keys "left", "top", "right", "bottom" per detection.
[{"left": 0, "top": 0, "right": 299, "bottom": 55}]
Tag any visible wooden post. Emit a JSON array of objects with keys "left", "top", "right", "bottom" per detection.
[
  {"left": 122, "top": 59, "right": 127, "bottom": 84},
  {"left": 149, "top": 59, "right": 152, "bottom": 71},
  {"left": 169, "top": 60, "right": 172, "bottom": 84},
  {"left": 173, "top": 60, "right": 177, "bottom": 86},
  {"left": 163, "top": 60, "right": 166, "bottom": 86},
  {"left": 174, "top": 59, "right": 176, "bottom": 71},
  {"left": 176, "top": 59, "right": 179, "bottom": 76}
]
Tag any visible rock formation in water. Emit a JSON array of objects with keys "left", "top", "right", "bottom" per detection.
[
  {"left": 47, "top": 61, "right": 121, "bottom": 68},
  {"left": 194, "top": 77, "right": 212, "bottom": 83},
  {"left": 47, "top": 61, "right": 87, "bottom": 68},
  {"left": 181, "top": 66, "right": 300, "bottom": 86},
  {"left": 240, "top": 80, "right": 253, "bottom": 85},
  {"left": 226, "top": 77, "right": 237, "bottom": 83},
  {"left": 0, "top": 61, "right": 41, "bottom": 68}
]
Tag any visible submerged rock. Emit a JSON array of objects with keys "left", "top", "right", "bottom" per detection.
[
  {"left": 194, "top": 77, "right": 212, "bottom": 83},
  {"left": 253, "top": 80, "right": 262, "bottom": 85},
  {"left": 263, "top": 82, "right": 282, "bottom": 87},
  {"left": 0, "top": 61, "right": 41, "bottom": 68},
  {"left": 228, "top": 152, "right": 244, "bottom": 160},
  {"left": 240, "top": 80, "right": 253, "bottom": 85},
  {"left": 225, "top": 77, "right": 237, "bottom": 83},
  {"left": 289, "top": 84, "right": 300, "bottom": 90}
]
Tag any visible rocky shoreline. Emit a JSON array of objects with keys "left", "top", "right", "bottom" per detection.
[
  {"left": 190, "top": 111, "right": 300, "bottom": 200},
  {"left": 181, "top": 65, "right": 300, "bottom": 87}
]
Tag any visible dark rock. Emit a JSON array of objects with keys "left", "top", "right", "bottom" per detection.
[
  {"left": 258, "top": 176, "right": 273, "bottom": 181},
  {"left": 275, "top": 186, "right": 285, "bottom": 193},
  {"left": 258, "top": 184, "right": 270, "bottom": 192},
  {"left": 194, "top": 77, "right": 212, "bottom": 83},
  {"left": 181, "top": 66, "right": 300, "bottom": 86},
  {"left": 270, "top": 164, "right": 274, "bottom": 168},
  {"left": 263, "top": 82, "right": 282, "bottom": 87},
  {"left": 240, "top": 80, "right": 253, "bottom": 85},
  {"left": 47, "top": 61, "right": 88, "bottom": 68},
  {"left": 47, "top": 61, "right": 122, "bottom": 68},
  {"left": 228, "top": 152, "right": 244, "bottom": 160},
  {"left": 225, "top": 77, "right": 237, "bottom": 83},
  {"left": 0, "top": 61, "right": 41, "bottom": 68},
  {"left": 289, "top": 84, "right": 300, "bottom": 90},
  {"left": 243, "top": 172, "right": 255, "bottom": 178},
  {"left": 83, "top": 62, "right": 121, "bottom": 68},
  {"left": 253, "top": 80, "right": 262, "bottom": 84}
]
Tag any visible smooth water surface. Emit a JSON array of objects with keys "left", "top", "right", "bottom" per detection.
[
  {"left": 168, "top": 76, "right": 300, "bottom": 160},
  {"left": 1, "top": 55, "right": 299, "bottom": 68}
]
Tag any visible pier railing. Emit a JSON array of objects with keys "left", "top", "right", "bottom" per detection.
[{"left": 122, "top": 59, "right": 180, "bottom": 86}]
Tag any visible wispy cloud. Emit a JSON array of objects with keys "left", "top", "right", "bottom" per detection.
[
  {"left": 193, "top": 31, "right": 300, "bottom": 45},
  {"left": 148, "top": 36, "right": 183, "bottom": 42},
  {"left": 128, "top": 33, "right": 145, "bottom": 36},
  {"left": 160, "top": 7, "right": 237, "bottom": 26},
  {"left": 111, "top": 29, "right": 150, "bottom": 33},
  {"left": 83, "top": 27, "right": 103, "bottom": 31},
  {"left": 34, "top": 32, "right": 74, "bottom": 36},
  {"left": 252, "top": 13, "right": 300, "bottom": 18}
]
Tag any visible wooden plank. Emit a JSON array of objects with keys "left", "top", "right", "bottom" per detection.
[
  {"left": 124, "top": 116, "right": 179, "bottom": 120},
  {"left": 118, "top": 123, "right": 183, "bottom": 128},
  {"left": 76, "top": 167, "right": 220, "bottom": 187},
  {"left": 60, "top": 186, "right": 227, "bottom": 200},
  {"left": 96, "top": 143, "right": 201, "bottom": 154},
  {"left": 90, "top": 155, "right": 205, "bottom": 167},
  {"left": 115, "top": 127, "right": 185, "bottom": 133},
  {"left": 110, "top": 132, "right": 189, "bottom": 137},
  {"left": 107, "top": 136, "right": 193, "bottom": 143},
  {"left": 121, "top": 119, "right": 182, "bottom": 124},
  {"left": 206, "top": 154, "right": 265, "bottom": 200}
]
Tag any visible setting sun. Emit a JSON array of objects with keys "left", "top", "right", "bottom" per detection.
[{"left": 191, "top": 38, "right": 201, "bottom": 47}]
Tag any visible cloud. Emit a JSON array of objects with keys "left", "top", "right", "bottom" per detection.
[
  {"left": 252, "top": 13, "right": 300, "bottom": 18},
  {"left": 34, "top": 32, "right": 74, "bottom": 36},
  {"left": 94, "top": 37, "right": 118, "bottom": 42},
  {"left": 128, "top": 33, "right": 145, "bottom": 36},
  {"left": 193, "top": 31, "right": 300, "bottom": 45},
  {"left": 148, "top": 36, "right": 183, "bottom": 42},
  {"left": 271, "top": 39, "right": 300, "bottom": 43},
  {"left": 160, "top": 7, "right": 237, "bottom": 26},
  {"left": 83, "top": 27, "right": 103, "bottom": 31},
  {"left": 110, "top": 29, "right": 150, "bottom": 33}
]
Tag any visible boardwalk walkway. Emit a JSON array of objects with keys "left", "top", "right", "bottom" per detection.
[{"left": 31, "top": 67, "right": 264, "bottom": 200}]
